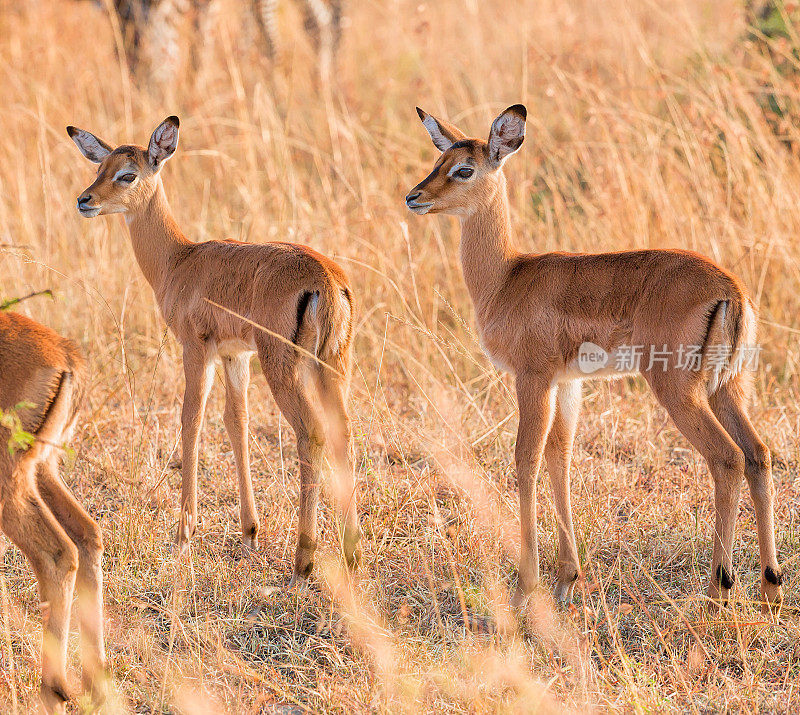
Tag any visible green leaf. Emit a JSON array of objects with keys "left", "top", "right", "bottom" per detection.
[{"left": 0, "top": 402, "right": 37, "bottom": 455}]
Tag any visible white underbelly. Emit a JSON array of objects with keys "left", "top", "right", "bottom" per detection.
[
  {"left": 215, "top": 337, "right": 257, "bottom": 358},
  {"left": 557, "top": 344, "right": 639, "bottom": 382},
  {"left": 482, "top": 340, "right": 641, "bottom": 382}
]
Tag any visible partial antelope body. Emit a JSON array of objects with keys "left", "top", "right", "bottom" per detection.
[
  {"left": 105, "top": 0, "right": 344, "bottom": 83},
  {"left": 0, "top": 312, "right": 106, "bottom": 713},
  {"left": 406, "top": 104, "right": 782, "bottom": 610},
  {"left": 67, "top": 117, "right": 361, "bottom": 583}
]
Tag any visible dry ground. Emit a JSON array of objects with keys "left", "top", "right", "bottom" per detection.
[{"left": 1, "top": 0, "right": 800, "bottom": 711}]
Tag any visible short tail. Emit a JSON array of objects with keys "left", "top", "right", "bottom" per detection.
[
  {"left": 13, "top": 370, "right": 74, "bottom": 475},
  {"left": 34, "top": 370, "right": 75, "bottom": 448},
  {"left": 312, "top": 278, "right": 353, "bottom": 365},
  {"left": 703, "top": 298, "right": 757, "bottom": 394}
]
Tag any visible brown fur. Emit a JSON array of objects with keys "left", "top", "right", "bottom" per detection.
[
  {"left": 68, "top": 117, "right": 360, "bottom": 581},
  {"left": 0, "top": 312, "right": 106, "bottom": 713},
  {"left": 407, "top": 104, "right": 781, "bottom": 610}
]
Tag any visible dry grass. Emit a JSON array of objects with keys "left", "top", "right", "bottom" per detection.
[{"left": 1, "top": 0, "right": 800, "bottom": 711}]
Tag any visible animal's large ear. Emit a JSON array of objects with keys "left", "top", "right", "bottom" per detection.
[
  {"left": 66, "top": 126, "right": 113, "bottom": 163},
  {"left": 487, "top": 104, "right": 526, "bottom": 168},
  {"left": 415, "top": 107, "right": 467, "bottom": 152},
  {"left": 147, "top": 116, "right": 180, "bottom": 171}
]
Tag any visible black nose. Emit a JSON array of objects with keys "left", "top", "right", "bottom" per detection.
[
  {"left": 406, "top": 191, "right": 421, "bottom": 203},
  {"left": 78, "top": 193, "right": 91, "bottom": 205}
]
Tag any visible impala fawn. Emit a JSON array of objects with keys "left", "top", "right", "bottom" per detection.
[
  {"left": 406, "top": 104, "right": 782, "bottom": 610},
  {"left": 0, "top": 311, "right": 105, "bottom": 712},
  {"left": 68, "top": 117, "right": 360, "bottom": 583}
]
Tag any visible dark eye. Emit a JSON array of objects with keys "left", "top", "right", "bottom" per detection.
[
  {"left": 453, "top": 167, "right": 474, "bottom": 179},
  {"left": 117, "top": 173, "right": 137, "bottom": 183}
]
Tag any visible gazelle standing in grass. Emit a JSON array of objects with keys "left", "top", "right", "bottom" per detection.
[
  {"left": 405, "top": 104, "right": 782, "bottom": 610},
  {"left": 67, "top": 116, "right": 360, "bottom": 583},
  {"left": 0, "top": 311, "right": 106, "bottom": 713}
]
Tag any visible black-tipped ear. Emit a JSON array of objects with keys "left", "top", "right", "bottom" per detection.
[
  {"left": 67, "top": 126, "right": 113, "bottom": 164},
  {"left": 487, "top": 104, "right": 527, "bottom": 168},
  {"left": 147, "top": 116, "right": 180, "bottom": 171},
  {"left": 505, "top": 104, "right": 527, "bottom": 121},
  {"left": 416, "top": 106, "right": 467, "bottom": 152}
]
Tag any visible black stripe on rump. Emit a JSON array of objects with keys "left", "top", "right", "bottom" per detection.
[{"left": 292, "top": 291, "right": 316, "bottom": 345}]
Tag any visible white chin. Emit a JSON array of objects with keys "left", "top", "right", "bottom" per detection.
[
  {"left": 409, "top": 205, "right": 433, "bottom": 215},
  {"left": 78, "top": 207, "right": 101, "bottom": 218}
]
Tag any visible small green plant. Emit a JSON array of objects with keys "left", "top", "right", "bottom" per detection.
[
  {"left": 747, "top": 1, "right": 798, "bottom": 40},
  {"left": 0, "top": 402, "right": 35, "bottom": 455},
  {"left": 1, "top": 291, "right": 53, "bottom": 454},
  {"left": 0, "top": 289, "right": 53, "bottom": 312}
]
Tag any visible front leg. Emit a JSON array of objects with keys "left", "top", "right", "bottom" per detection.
[
  {"left": 544, "top": 380, "right": 583, "bottom": 605},
  {"left": 223, "top": 353, "right": 260, "bottom": 554},
  {"left": 177, "top": 344, "right": 214, "bottom": 554},
  {"left": 512, "top": 373, "right": 556, "bottom": 607}
]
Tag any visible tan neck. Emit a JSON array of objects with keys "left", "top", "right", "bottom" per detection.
[
  {"left": 125, "top": 180, "right": 188, "bottom": 292},
  {"left": 459, "top": 174, "right": 518, "bottom": 313}
]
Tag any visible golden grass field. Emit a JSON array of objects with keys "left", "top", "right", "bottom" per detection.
[{"left": 2, "top": 0, "right": 800, "bottom": 711}]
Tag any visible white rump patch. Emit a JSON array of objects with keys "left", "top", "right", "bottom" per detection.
[
  {"left": 708, "top": 300, "right": 758, "bottom": 394},
  {"left": 330, "top": 290, "right": 351, "bottom": 355}
]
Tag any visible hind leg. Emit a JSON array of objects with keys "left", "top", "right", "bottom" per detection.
[
  {"left": 649, "top": 375, "right": 745, "bottom": 605},
  {"left": 253, "top": 0, "right": 280, "bottom": 59},
  {"left": 258, "top": 342, "right": 325, "bottom": 584},
  {"left": 314, "top": 361, "right": 360, "bottom": 570},
  {"left": 710, "top": 375, "right": 782, "bottom": 609},
  {"left": 1, "top": 464, "right": 78, "bottom": 713},
  {"left": 36, "top": 456, "right": 107, "bottom": 698}
]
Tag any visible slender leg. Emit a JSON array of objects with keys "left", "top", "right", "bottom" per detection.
[
  {"left": 651, "top": 382, "right": 745, "bottom": 605},
  {"left": 112, "top": 0, "right": 144, "bottom": 75},
  {"left": 315, "top": 364, "right": 360, "bottom": 569},
  {"left": 177, "top": 344, "right": 214, "bottom": 553},
  {"left": 329, "top": 0, "right": 344, "bottom": 54},
  {"left": 1, "top": 467, "right": 78, "bottom": 714},
  {"left": 544, "top": 380, "right": 582, "bottom": 605},
  {"left": 223, "top": 354, "right": 260, "bottom": 554},
  {"left": 512, "top": 373, "right": 556, "bottom": 606},
  {"left": 36, "top": 457, "right": 106, "bottom": 698},
  {"left": 259, "top": 345, "right": 324, "bottom": 584},
  {"left": 710, "top": 376, "right": 782, "bottom": 608},
  {"left": 189, "top": 0, "right": 216, "bottom": 79},
  {"left": 145, "top": 0, "right": 182, "bottom": 87},
  {"left": 306, "top": 0, "right": 334, "bottom": 80},
  {"left": 253, "top": 0, "right": 280, "bottom": 59}
]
